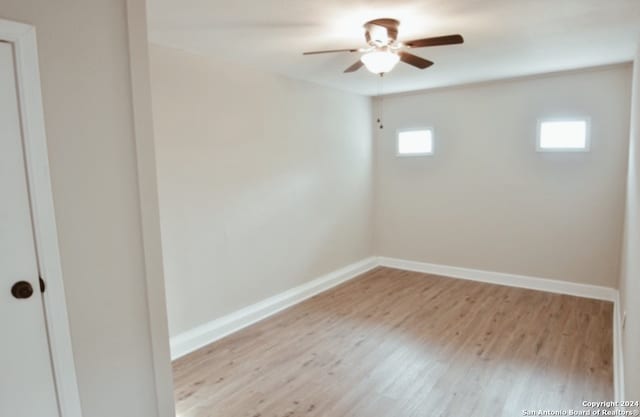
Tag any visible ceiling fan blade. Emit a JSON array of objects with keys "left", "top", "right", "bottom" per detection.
[
  {"left": 398, "top": 52, "right": 434, "bottom": 69},
  {"left": 303, "top": 48, "right": 360, "bottom": 55},
  {"left": 404, "top": 34, "right": 464, "bottom": 48},
  {"left": 344, "top": 60, "right": 364, "bottom": 73}
]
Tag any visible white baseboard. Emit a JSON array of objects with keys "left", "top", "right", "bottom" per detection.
[
  {"left": 613, "top": 291, "right": 625, "bottom": 402},
  {"left": 170, "top": 257, "right": 378, "bottom": 360},
  {"left": 377, "top": 256, "right": 617, "bottom": 302}
]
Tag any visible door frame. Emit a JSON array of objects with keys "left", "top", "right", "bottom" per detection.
[{"left": 0, "top": 18, "right": 82, "bottom": 417}]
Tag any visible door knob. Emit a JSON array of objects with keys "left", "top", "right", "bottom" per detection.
[{"left": 11, "top": 281, "right": 34, "bottom": 299}]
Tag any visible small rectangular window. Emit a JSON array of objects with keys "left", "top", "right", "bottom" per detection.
[
  {"left": 397, "top": 129, "right": 433, "bottom": 156},
  {"left": 537, "top": 119, "right": 590, "bottom": 151}
]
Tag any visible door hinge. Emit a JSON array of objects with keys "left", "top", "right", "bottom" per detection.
[{"left": 39, "top": 276, "right": 46, "bottom": 293}]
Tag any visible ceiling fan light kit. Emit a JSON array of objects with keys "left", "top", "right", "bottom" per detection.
[
  {"left": 361, "top": 49, "right": 400, "bottom": 74},
  {"left": 303, "top": 18, "right": 464, "bottom": 75}
]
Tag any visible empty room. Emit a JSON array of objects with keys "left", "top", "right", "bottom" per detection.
[{"left": 1, "top": 1, "right": 640, "bottom": 417}]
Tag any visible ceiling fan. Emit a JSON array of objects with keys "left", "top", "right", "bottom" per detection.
[{"left": 303, "top": 18, "right": 464, "bottom": 75}]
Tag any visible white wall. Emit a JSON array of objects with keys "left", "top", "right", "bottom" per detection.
[
  {"left": 149, "top": 45, "right": 373, "bottom": 337},
  {"left": 1, "top": 1, "right": 168, "bottom": 417},
  {"left": 374, "top": 65, "right": 631, "bottom": 287},
  {"left": 619, "top": 45, "right": 640, "bottom": 401}
]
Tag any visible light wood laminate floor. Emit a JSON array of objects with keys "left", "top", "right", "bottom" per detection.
[{"left": 173, "top": 267, "right": 613, "bottom": 417}]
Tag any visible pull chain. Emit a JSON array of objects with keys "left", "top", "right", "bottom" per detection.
[{"left": 377, "top": 73, "right": 385, "bottom": 129}]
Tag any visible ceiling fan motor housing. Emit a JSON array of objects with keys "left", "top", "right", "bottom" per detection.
[{"left": 364, "top": 18, "right": 399, "bottom": 46}]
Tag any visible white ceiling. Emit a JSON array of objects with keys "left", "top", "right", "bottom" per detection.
[{"left": 148, "top": 0, "right": 640, "bottom": 96}]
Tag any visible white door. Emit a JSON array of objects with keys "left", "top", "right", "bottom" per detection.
[{"left": 0, "top": 40, "right": 60, "bottom": 417}]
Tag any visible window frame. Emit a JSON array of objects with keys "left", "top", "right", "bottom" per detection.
[
  {"left": 396, "top": 127, "right": 435, "bottom": 157},
  {"left": 536, "top": 117, "right": 591, "bottom": 153}
]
